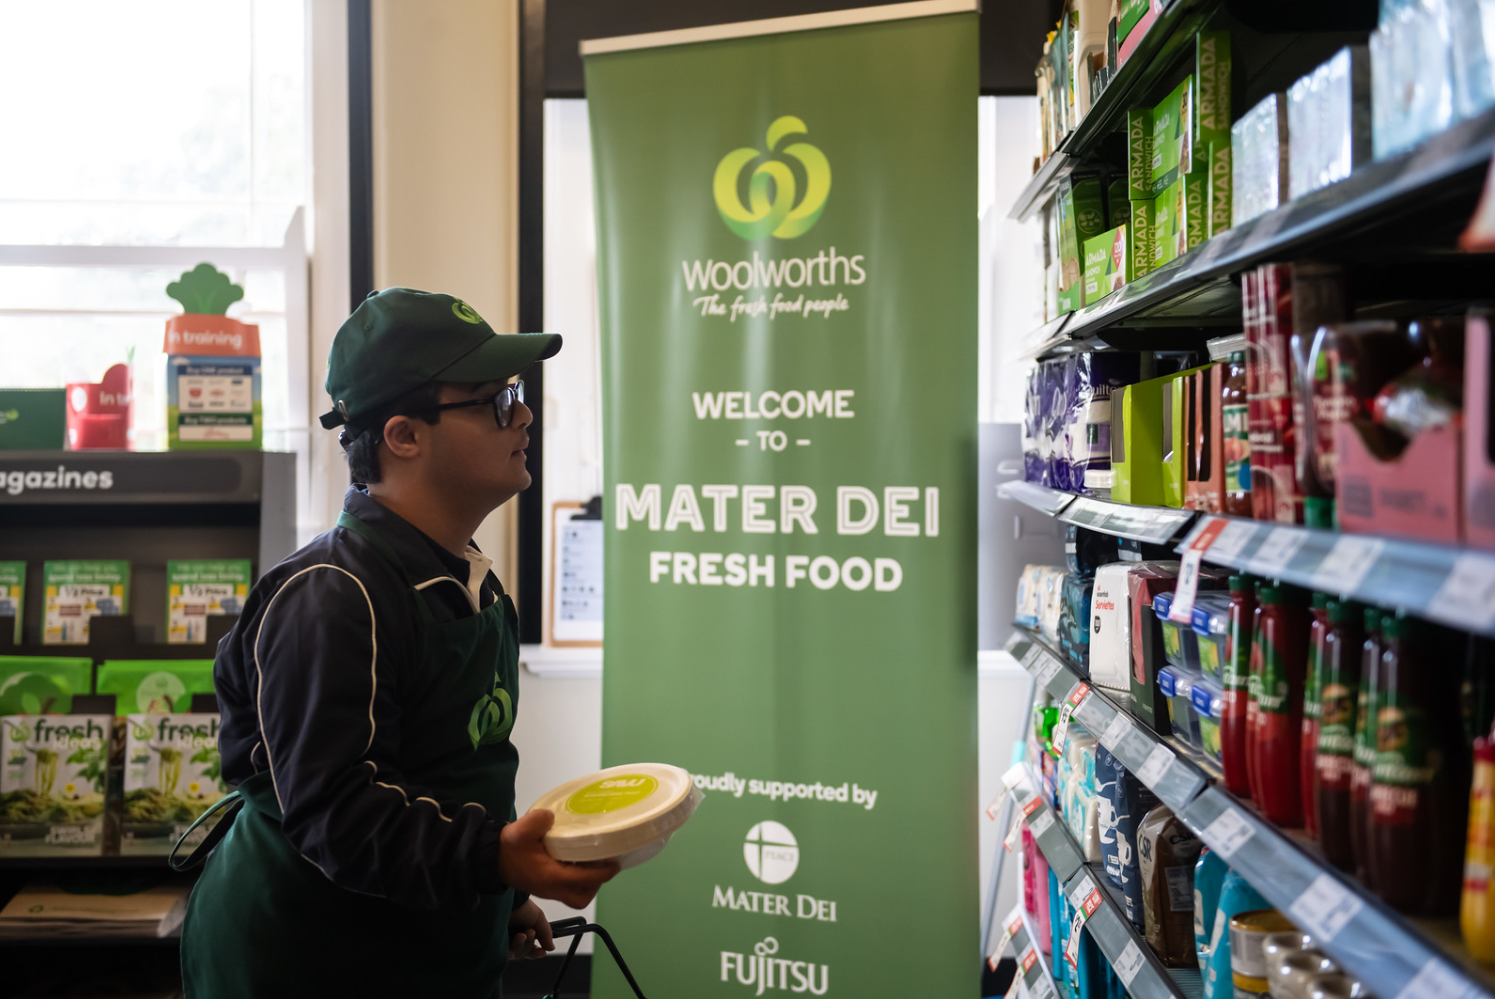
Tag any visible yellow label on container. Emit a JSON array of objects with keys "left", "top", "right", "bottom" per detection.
[{"left": 566, "top": 774, "right": 660, "bottom": 815}]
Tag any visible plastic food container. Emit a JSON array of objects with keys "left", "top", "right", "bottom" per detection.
[
  {"left": 532, "top": 763, "right": 703, "bottom": 869},
  {"left": 1191, "top": 592, "right": 1234, "bottom": 680},
  {"left": 1153, "top": 592, "right": 1201, "bottom": 671},
  {"left": 1191, "top": 674, "right": 1226, "bottom": 764},
  {"left": 1159, "top": 666, "right": 1202, "bottom": 747}
]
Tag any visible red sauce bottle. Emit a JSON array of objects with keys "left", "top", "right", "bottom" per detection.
[
  {"left": 1369, "top": 615, "right": 1469, "bottom": 914},
  {"left": 1350, "top": 607, "right": 1386, "bottom": 888},
  {"left": 1220, "top": 575, "right": 1256, "bottom": 798},
  {"left": 1314, "top": 599, "right": 1365, "bottom": 872},
  {"left": 1301, "top": 592, "right": 1331, "bottom": 838},
  {"left": 1245, "top": 580, "right": 1266, "bottom": 801},
  {"left": 1249, "top": 584, "right": 1310, "bottom": 826}
]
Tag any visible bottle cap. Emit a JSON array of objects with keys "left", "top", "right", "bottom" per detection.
[
  {"left": 1364, "top": 606, "right": 1383, "bottom": 631},
  {"left": 1304, "top": 497, "right": 1335, "bottom": 530},
  {"left": 1327, "top": 600, "right": 1362, "bottom": 625},
  {"left": 1229, "top": 574, "right": 1249, "bottom": 591},
  {"left": 1312, "top": 592, "right": 1331, "bottom": 610},
  {"left": 1259, "top": 585, "right": 1281, "bottom": 603}
]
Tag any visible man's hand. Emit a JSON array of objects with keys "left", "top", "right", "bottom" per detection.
[
  {"left": 497, "top": 809, "right": 620, "bottom": 910},
  {"left": 508, "top": 898, "right": 555, "bottom": 961}
]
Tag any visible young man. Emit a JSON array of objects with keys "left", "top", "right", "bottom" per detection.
[{"left": 180, "top": 289, "right": 616, "bottom": 997}]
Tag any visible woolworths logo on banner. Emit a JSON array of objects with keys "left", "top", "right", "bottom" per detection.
[{"left": 714, "top": 116, "right": 831, "bottom": 240}]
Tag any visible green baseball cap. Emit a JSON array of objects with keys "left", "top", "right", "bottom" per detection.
[{"left": 319, "top": 287, "right": 561, "bottom": 432}]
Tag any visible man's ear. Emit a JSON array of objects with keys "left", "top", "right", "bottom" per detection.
[{"left": 382, "top": 415, "right": 423, "bottom": 460}]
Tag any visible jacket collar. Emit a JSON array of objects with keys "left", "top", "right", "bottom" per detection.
[{"left": 342, "top": 485, "right": 475, "bottom": 587}]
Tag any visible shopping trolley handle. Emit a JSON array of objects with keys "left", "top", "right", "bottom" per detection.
[{"left": 541, "top": 917, "right": 649, "bottom": 999}]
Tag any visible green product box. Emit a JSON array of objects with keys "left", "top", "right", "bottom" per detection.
[
  {"left": 0, "top": 712, "right": 111, "bottom": 855},
  {"left": 1118, "top": 0, "right": 1151, "bottom": 45},
  {"left": 1127, "top": 107, "right": 1154, "bottom": 201},
  {"left": 1129, "top": 198, "right": 1155, "bottom": 280},
  {"left": 0, "top": 390, "right": 66, "bottom": 450},
  {"left": 1194, "top": 31, "right": 1233, "bottom": 238},
  {"left": 1056, "top": 172, "right": 1109, "bottom": 310},
  {"left": 1110, "top": 380, "right": 1166, "bottom": 506},
  {"left": 1107, "top": 177, "right": 1132, "bottom": 229},
  {"left": 0, "top": 657, "right": 93, "bottom": 715},
  {"left": 0, "top": 563, "right": 23, "bottom": 644},
  {"left": 120, "top": 712, "right": 226, "bottom": 855},
  {"left": 167, "top": 560, "right": 250, "bottom": 644},
  {"left": 96, "top": 661, "right": 215, "bottom": 715},
  {"left": 1082, "top": 225, "right": 1136, "bottom": 306},
  {"left": 43, "top": 561, "right": 129, "bottom": 646},
  {"left": 1163, "top": 366, "right": 1212, "bottom": 508},
  {"left": 1151, "top": 76, "right": 1195, "bottom": 194},
  {"left": 1183, "top": 162, "right": 1209, "bottom": 252},
  {"left": 1152, "top": 177, "right": 1185, "bottom": 269}
]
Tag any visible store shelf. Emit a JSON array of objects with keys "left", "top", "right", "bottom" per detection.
[
  {"left": 1000, "top": 482, "right": 1201, "bottom": 544},
  {"left": 1005, "top": 627, "right": 1495, "bottom": 999},
  {"left": 999, "top": 905, "right": 1065, "bottom": 999},
  {"left": 0, "top": 450, "right": 291, "bottom": 508},
  {"left": 1018, "top": 106, "right": 1495, "bottom": 348},
  {"left": 1009, "top": 0, "right": 1224, "bottom": 222},
  {"left": 996, "top": 480, "right": 1076, "bottom": 517},
  {"left": 1175, "top": 514, "right": 1495, "bottom": 639}
]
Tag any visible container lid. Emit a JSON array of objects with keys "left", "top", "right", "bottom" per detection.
[
  {"left": 1191, "top": 675, "right": 1224, "bottom": 718},
  {"left": 533, "top": 763, "right": 702, "bottom": 864},
  {"left": 1364, "top": 606, "right": 1384, "bottom": 631},
  {"left": 1191, "top": 592, "right": 1234, "bottom": 636},
  {"left": 1327, "top": 599, "right": 1361, "bottom": 624},
  {"left": 1259, "top": 585, "right": 1282, "bottom": 603},
  {"left": 1304, "top": 497, "right": 1335, "bottom": 530},
  {"left": 1381, "top": 614, "right": 1413, "bottom": 640},
  {"left": 1158, "top": 667, "right": 1178, "bottom": 697},
  {"left": 1312, "top": 592, "right": 1331, "bottom": 610},
  {"left": 1153, "top": 592, "right": 1174, "bottom": 616}
]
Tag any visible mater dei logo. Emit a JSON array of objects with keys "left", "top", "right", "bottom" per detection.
[{"left": 713, "top": 115, "right": 832, "bottom": 240}]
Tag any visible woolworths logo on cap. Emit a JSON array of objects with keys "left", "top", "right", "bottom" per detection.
[{"left": 714, "top": 116, "right": 831, "bottom": 241}]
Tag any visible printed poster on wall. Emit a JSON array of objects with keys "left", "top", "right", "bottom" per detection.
[{"left": 584, "top": 3, "right": 979, "bottom": 994}]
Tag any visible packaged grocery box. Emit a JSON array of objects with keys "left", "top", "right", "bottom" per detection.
[
  {"left": 1371, "top": 2, "right": 1456, "bottom": 160},
  {"left": 1163, "top": 366, "right": 1211, "bottom": 507},
  {"left": 1057, "top": 172, "right": 1109, "bottom": 313},
  {"left": 164, "top": 264, "right": 262, "bottom": 450},
  {"left": 1137, "top": 804, "right": 1203, "bottom": 967},
  {"left": 0, "top": 390, "right": 66, "bottom": 450},
  {"left": 1194, "top": 30, "right": 1233, "bottom": 237},
  {"left": 0, "top": 713, "right": 110, "bottom": 856},
  {"left": 1232, "top": 93, "right": 1290, "bottom": 226},
  {"left": 1468, "top": 310, "right": 1495, "bottom": 549},
  {"left": 1107, "top": 176, "right": 1132, "bottom": 229},
  {"left": 1288, "top": 46, "right": 1372, "bottom": 200},
  {"left": 167, "top": 560, "right": 250, "bottom": 644},
  {"left": 1091, "top": 563, "right": 1135, "bottom": 693},
  {"left": 1110, "top": 380, "right": 1165, "bottom": 506},
  {"left": 43, "top": 561, "right": 129, "bottom": 645},
  {"left": 1129, "top": 198, "right": 1154, "bottom": 280},
  {"left": 1151, "top": 76, "right": 1195, "bottom": 194},
  {"left": 1185, "top": 365, "right": 1226, "bottom": 512},
  {"left": 0, "top": 657, "right": 92, "bottom": 715},
  {"left": 1151, "top": 178, "right": 1185, "bottom": 270},
  {"left": 1128, "top": 107, "right": 1154, "bottom": 201},
  {"left": 120, "top": 712, "right": 226, "bottom": 856},
  {"left": 0, "top": 562, "right": 22, "bottom": 644},
  {"left": 1082, "top": 225, "right": 1134, "bottom": 306},
  {"left": 96, "top": 661, "right": 215, "bottom": 716},
  {"left": 1119, "top": 0, "right": 1164, "bottom": 64}
]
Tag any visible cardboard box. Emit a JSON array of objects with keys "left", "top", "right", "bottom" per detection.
[
  {"left": 163, "top": 316, "right": 262, "bottom": 450},
  {"left": 96, "top": 661, "right": 216, "bottom": 715},
  {"left": 1110, "top": 379, "right": 1166, "bottom": 506},
  {"left": 0, "top": 657, "right": 92, "bottom": 715},
  {"left": 1288, "top": 45, "right": 1372, "bottom": 200},
  {"left": 1336, "top": 420, "right": 1462, "bottom": 543},
  {"left": 1185, "top": 365, "right": 1227, "bottom": 512},
  {"left": 1127, "top": 107, "right": 1154, "bottom": 201},
  {"left": 1232, "top": 93, "right": 1290, "bottom": 226},
  {"left": 1151, "top": 76, "right": 1195, "bottom": 194},
  {"left": 166, "top": 560, "right": 250, "bottom": 644},
  {"left": 43, "top": 561, "right": 129, "bottom": 645},
  {"left": 1151, "top": 177, "right": 1186, "bottom": 269},
  {"left": 1206, "top": 141, "right": 1233, "bottom": 239},
  {"left": 1083, "top": 225, "right": 1136, "bottom": 306},
  {"left": 1057, "top": 172, "right": 1109, "bottom": 312},
  {"left": 1108, "top": 176, "right": 1132, "bottom": 229},
  {"left": 0, "top": 390, "right": 65, "bottom": 450},
  {"left": 1467, "top": 311, "right": 1495, "bottom": 549},
  {"left": 1128, "top": 563, "right": 1180, "bottom": 735},
  {"left": 120, "top": 712, "right": 227, "bottom": 855},
  {"left": 1119, "top": 0, "right": 1164, "bottom": 65},
  {"left": 1163, "top": 366, "right": 1212, "bottom": 508},
  {"left": 0, "top": 563, "right": 22, "bottom": 645},
  {"left": 1194, "top": 31, "right": 1233, "bottom": 150},
  {"left": 0, "top": 713, "right": 111, "bottom": 856},
  {"left": 1129, "top": 198, "right": 1154, "bottom": 280}
]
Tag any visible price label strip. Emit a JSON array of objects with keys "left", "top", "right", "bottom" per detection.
[
  {"left": 1430, "top": 553, "right": 1495, "bottom": 632},
  {"left": 1022, "top": 643, "right": 1045, "bottom": 668},
  {"left": 1111, "top": 940, "right": 1146, "bottom": 988},
  {"left": 1100, "top": 711, "right": 1133, "bottom": 752},
  {"left": 1035, "top": 653, "right": 1063, "bottom": 687},
  {"left": 1004, "top": 811, "right": 1026, "bottom": 853},
  {"left": 1136, "top": 744, "right": 1175, "bottom": 787},
  {"left": 988, "top": 908, "right": 1026, "bottom": 971},
  {"left": 1394, "top": 958, "right": 1476, "bottom": 999},
  {"left": 1200, "top": 807, "right": 1256, "bottom": 860},
  {"left": 1171, "top": 518, "right": 1230, "bottom": 623},
  {"left": 1310, "top": 536, "right": 1385, "bottom": 596},
  {"left": 1028, "top": 808, "right": 1056, "bottom": 840},
  {"left": 1286, "top": 873, "right": 1363, "bottom": 944},
  {"left": 985, "top": 764, "right": 1033, "bottom": 820},
  {"left": 1249, "top": 527, "right": 1307, "bottom": 578},
  {"left": 1052, "top": 683, "right": 1090, "bottom": 750}
]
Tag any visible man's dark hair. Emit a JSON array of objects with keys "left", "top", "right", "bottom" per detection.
[{"left": 343, "top": 381, "right": 445, "bottom": 485}]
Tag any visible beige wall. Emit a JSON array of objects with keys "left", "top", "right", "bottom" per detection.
[{"left": 370, "top": 0, "right": 521, "bottom": 581}]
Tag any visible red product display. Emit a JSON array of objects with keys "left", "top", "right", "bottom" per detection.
[
  {"left": 1315, "top": 600, "right": 1365, "bottom": 872},
  {"left": 1247, "top": 584, "right": 1310, "bottom": 827},
  {"left": 1302, "top": 592, "right": 1331, "bottom": 839},
  {"left": 1351, "top": 607, "right": 1386, "bottom": 887},
  {"left": 1368, "top": 616, "right": 1469, "bottom": 915},
  {"left": 1221, "top": 575, "right": 1256, "bottom": 797},
  {"left": 65, "top": 362, "right": 132, "bottom": 451}
]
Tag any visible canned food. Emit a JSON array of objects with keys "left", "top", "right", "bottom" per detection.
[{"left": 1230, "top": 909, "right": 1299, "bottom": 995}]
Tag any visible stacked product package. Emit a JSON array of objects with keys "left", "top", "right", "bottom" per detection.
[
  {"left": 1372, "top": 0, "right": 1495, "bottom": 160},
  {"left": 1022, "top": 353, "right": 1142, "bottom": 495}
]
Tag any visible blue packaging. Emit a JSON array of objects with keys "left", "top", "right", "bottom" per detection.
[
  {"left": 1095, "top": 744, "right": 1158, "bottom": 929},
  {"left": 1050, "top": 868, "right": 1067, "bottom": 985},
  {"left": 1025, "top": 366, "right": 1045, "bottom": 484},
  {"left": 1059, "top": 573, "right": 1094, "bottom": 671},
  {"left": 1076, "top": 919, "right": 1107, "bottom": 999},
  {"left": 1202, "top": 869, "right": 1270, "bottom": 999},
  {"left": 1193, "top": 848, "right": 1229, "bottom": 973},
  {"left": 1068, "top": 352, "right": 1143, "bottom": 495}
]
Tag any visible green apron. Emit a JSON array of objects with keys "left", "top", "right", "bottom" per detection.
[{"left": 179, "top": 510, "right": 522, "bottom": 998}]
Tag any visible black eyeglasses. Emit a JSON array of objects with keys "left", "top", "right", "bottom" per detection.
[{"left": 414, "top": 380, "right": 526, "bottom": 428}]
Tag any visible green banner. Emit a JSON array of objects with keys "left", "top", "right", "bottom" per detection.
[{"left": 585, "top": 8, "right": 978, "bottom": 995}]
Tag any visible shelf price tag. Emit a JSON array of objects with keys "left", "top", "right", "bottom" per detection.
[
  {"left": 1136, "top": 744, "right": 1175, "bottom": 787},
  {"left": 1004, "top": 811, "right": 1026, "bottom": 853},
  {"left": 1020, "top": 945, "right": 1039, "bottom": 975},
  {"left": 1171, "top": 518, "right": 1231, "bottom": 623},
  {"left": 1200, "top": 807, "right": 1256, "bottom": 860},
  {"left": 1310, "top": 536, "right": 1385, "bottom": 596},
  {"left": 1287, "top": 873, "right": 1363, "bottom": 944},
  {"left": 986, "top": 764, "right": 1034, "bottom": 820},
  {"left": 989, "top": 909, "right": 1026, "bottom": 971},
  {"left": 1022, "top": 643, "right": 1045, "bottom": 668},
  {"left": 1052, "top": 683, "right": 1090, "bottom": 750},
  {"left": 1394, "top": 958, "right": 1476, "bottom": 999},
  {"left": 1100, "top": 711, "right": 1134, "bottom": 752},
  {"left": 1430, "top": 553, "right": 1495, "bottom": 632},
  {"left": 1028, "top": 807, "right": 1056, "bottom": 839},
  {"left": 1063, "top": 875, "right": 1102, "bottom": 968},
  {"left": 1112, "top": 940, "right": 1146, "bottom": 988},
  {"left": 1035, "top": 653, "right": 1064, "bottom": 687},
  {"left": 1023, "top": 795, "right": 1046, "bottom": 819},
  {"left": 1248, "top": 527, "right": 1307, "bottom": 578}
]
